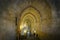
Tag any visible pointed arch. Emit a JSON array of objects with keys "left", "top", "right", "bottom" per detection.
[{"left": 17, "top": 6, "right": 41, "bottom": 35}]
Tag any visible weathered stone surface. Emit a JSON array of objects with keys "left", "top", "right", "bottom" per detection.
[{"left": 0, "top": 0, "right": 60, "bottom": 40}]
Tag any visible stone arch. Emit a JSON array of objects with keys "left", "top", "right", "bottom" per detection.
[
  {"left": 17, "top": 6, "right": 41, "bottom": 35},
  {"left": 17, "top": 5, "right": 52, "bottom": 38}
]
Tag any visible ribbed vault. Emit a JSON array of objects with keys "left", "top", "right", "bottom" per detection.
[{"left": 18, "top": 6, "right": 41, "bottom": 35}]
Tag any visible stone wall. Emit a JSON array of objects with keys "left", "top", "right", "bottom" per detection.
[{"left": 0, "top": 0, "right": 60, "bottom": 40}]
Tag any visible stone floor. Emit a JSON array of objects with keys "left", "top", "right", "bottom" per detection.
[
  {"left": 16, "top": 34, "right": 60, "bottom": 40},
  {"left": 17, "top": 34, "right": 40, "bottom": 40}
]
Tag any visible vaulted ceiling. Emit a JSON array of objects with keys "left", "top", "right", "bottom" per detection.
[{"left": 0, "top": 0, "right": 60, "bottom": 40}]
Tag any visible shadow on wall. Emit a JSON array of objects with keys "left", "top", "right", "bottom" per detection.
[{"left": 0, "top": 0, "right": 60, "bottom": 40}]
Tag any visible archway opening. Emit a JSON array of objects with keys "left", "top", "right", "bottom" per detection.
[{"left": 17, "top": 6, "right": 41, "bottom": 40}]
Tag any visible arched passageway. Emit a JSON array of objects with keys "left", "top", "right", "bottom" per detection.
[{"left": 17, "top": 6, "right": 41, "bottom": 40}]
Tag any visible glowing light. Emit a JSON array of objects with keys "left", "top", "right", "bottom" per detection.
[
  {"left": 20, "top": 24, "right": 23, "bottom": 30},
  {"left": 34, "top": 30, "right": 36, "bottom": 33},
  {"left": 20, "top": 23, "right": 28, "bottom": 30},
  {"left": 24, "top": 30, "right": 27, "bottom": 33}
]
